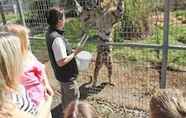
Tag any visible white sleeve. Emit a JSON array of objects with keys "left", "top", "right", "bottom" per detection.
[{"left": 52, "top": 37, "right": 67, "bottom": 62}]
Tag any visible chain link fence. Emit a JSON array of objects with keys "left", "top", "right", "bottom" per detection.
[{"left": 1, "top": 0, "right": 186, "bottom": 117}]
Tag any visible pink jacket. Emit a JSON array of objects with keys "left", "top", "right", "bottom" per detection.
[{"left": 21, "top": 52, "right": 46, "bottom": 106}]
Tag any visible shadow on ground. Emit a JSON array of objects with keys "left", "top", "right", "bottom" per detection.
[
  {"left": 79, "top": 76, "right": 109, "bottom": 100},
  {"left": 50, "top": 76, "right": 107, "bottom": 118}
]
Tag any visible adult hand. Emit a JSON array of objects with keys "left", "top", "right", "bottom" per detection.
[{"left": 74, "top": 47, "right": 82, "bottom": 56}]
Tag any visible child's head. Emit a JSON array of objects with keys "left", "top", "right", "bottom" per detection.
[
  {"left": 150, "top": 89, "right": 186, "bottom": 118},
  {"left": 5, "top": 24, "right": 30, "bottom": 56},
  {"left": 0, "top": 32, "right": 22, "bottom": 90},
  {"left": 64, "top": 101, "right": 98, "bottom": 118}
]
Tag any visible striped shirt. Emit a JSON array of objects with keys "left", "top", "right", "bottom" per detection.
[{"left": 5, "top": 85, "right": 38, "bottom": 115}]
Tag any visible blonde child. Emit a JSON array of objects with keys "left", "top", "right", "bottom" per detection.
[
  {"left": 0, "top": 32, "right": 37, "bottom": 114},
  {"left": 5, "top": 24, "right": 54, "bottom": 107},
  {"left": 0, "top": 32, "right": 52, "bottom": 118},
  {"left": 64, "top": 100, "right": 99, "bottom": 118},
  {"left": 150, "top": 89, "right": 186, "bottom": 118}
]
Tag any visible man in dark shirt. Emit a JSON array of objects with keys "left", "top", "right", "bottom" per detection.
[{"left": 45, "top": 6, "right": 81, "bottom": 110}]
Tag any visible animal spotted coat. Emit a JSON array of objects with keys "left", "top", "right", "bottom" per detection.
[{"left": 79, "top": 0, "right": 123, "bottom": 86}]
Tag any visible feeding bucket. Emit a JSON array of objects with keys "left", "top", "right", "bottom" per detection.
[{"left": 76, "top": 51, "right": 92, "bottom": 72}]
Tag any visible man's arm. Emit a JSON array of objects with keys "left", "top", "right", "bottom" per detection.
[
  {"left": 52, "top": 37, "right": 81, "bottom": 67},
  {"left": 56, "top": 48, "right": 81, "bottom": 67}
]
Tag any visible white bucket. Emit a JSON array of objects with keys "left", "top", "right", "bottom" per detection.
[{"left": 76, "top": 51, "right": 92, "bottom": 72}]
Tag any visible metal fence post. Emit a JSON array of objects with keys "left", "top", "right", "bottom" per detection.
[
  {"left": 0, "top": 1, "right": 6, "bottom": 25},
  {"left": 160, "top": 0, "right": 170, "bottom": 89},
  {"left": 16, "top": 0, "right": 26, "bottom": 26}
]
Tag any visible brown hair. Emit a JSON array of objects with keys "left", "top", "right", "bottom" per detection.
[
  {"left": 150, "top": 89, "right": 186, "bottom": 118},
  {"left": 64, "top": 101, "right": 99, "bottom": 118},
  {"left": 47, "top": 6, "right": 65, "bottom": 27}
]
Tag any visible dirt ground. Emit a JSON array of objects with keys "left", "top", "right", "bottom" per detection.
[
  {"left": 34, "top": 36, "right": 186, "bottom": 117},
  {"left": 28, "top": 11, "right": 186, "bottom": 118},
  {"left": 43, "top": 57, "right": 186, "bottom": 118}
]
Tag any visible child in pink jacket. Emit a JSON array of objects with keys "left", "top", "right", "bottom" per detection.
[
  {"left": 5, "top": 24, "right": 54, "bottom": 107},
  {"left": 21, "top": 52, "right": 48, "bottom": 106}
]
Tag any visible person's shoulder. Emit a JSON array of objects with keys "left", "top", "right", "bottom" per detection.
[
  {"left": 48, "top": 31, "right": 57, "bottom": 37},
  {"left": 54, "top": 37, "right": 65, "bottom": 42},
  {"left": 46, "top": 30, "right": 59, "bottom": 38}
]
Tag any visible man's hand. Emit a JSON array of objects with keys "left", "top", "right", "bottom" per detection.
[{"left": 74, "top": 47, "right": 82, "bottom": 56}]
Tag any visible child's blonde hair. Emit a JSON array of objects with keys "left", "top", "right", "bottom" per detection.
[
  {"left": 5, "top": 24, "right": 30, "bottom": 56},
  {"left": 0, "top": 32, "right": 22, "bottom": 91},
  {"left": 150, "top": 89, "right": 186, "bottom": 118},
  {"left": 64, "top": 101, "right": 98, "bottom": 118}
]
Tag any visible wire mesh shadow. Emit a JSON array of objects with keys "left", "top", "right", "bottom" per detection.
[{"left": 79, "top": 76, "right": 109, "bottom": 100}]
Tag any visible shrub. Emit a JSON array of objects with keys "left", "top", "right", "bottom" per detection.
[{"left": 120, "top": 0, "right": 157, "bottom": 40}]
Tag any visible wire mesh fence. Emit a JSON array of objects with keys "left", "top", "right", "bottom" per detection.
[
  {"left": 1, "top": 0, "right": 186, "bottom": 117},
  {"left": 75, "top": 44, "right": 161, "bottom": 117},
  {"left": 166, "top": 0, "right": 186, "bottom": 91}
]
